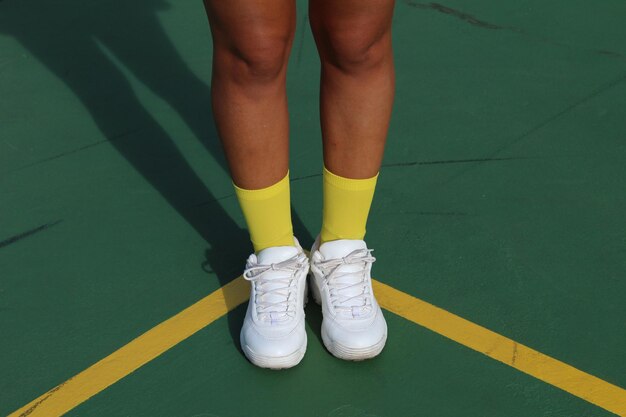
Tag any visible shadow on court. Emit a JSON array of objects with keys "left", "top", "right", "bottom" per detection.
[{"left": 0, "top": 0, "right": 316, "bottom": 355}]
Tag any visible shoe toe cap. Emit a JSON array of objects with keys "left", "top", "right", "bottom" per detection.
[
  {"left": 325, "top": 306, "right": 387, "bottom": 350},
  {"left": 241, "top": 320, "right": 307, "bottom": 358}
]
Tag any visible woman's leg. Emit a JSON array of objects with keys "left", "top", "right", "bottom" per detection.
[
  {"left": 205, "top": 0, "right": 310, "bottom": 370},
  {"left": 309, "top": 0, "right": 395, "bottom": 243},
  {"left": 204, "top": 0, "right": 296, "bottom": 252},
  {"left": 309, "top": 0, "right": 395, "bottom": 179},
  {"left": 306, "top": 0, "right": 395, "bottom": 361}
]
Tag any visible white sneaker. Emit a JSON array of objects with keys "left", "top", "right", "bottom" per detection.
[
  {"left": 240, "top": 237, "right": 309, "bottom": 369},
  {"left": 309, "top": 235, "right": 387, "bottom": 360}
]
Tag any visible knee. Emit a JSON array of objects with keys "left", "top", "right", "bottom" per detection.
[
  {"left": 318, "top": 28, "right": 391, "bottom": 74},
  {"left": 216, "top": 34, "right": 292, "bottom": 85}
]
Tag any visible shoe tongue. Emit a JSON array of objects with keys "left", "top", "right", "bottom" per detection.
[
  {"left": 257, "top": 245, "right": 299, "bottom": 265},
  {"left": 319, "top": 239, "right": 367, "bottom": 259},
  {"left": 254, "top": 245, "right": 299, "bottom": 322},
  {"left": 319, "top": 240, "right": 370, "bottom": 314}
]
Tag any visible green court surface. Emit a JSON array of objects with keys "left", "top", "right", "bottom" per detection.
[{"left": 1, "top": 0, "right": 626, "bottom": 416}]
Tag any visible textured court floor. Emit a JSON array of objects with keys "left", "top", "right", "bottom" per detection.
[{"left": 1, "top": 0, "right": 625, "bottom": 416}]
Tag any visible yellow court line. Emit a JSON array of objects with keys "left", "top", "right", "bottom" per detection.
[
  {"left": 10, "top": 277, "right": 626, "bottom": 417},
  {"left": 9, "top": 277, "right": 250, "bottom": 417},
  {"left": 372, "top": 280, "right": 626, "bottom": 417}
]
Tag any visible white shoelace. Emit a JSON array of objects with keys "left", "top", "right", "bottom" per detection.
[
  {"left": 243, "top": 252, "right": 308, "bottom": 323},
  {"left": 316, "top": 248, "right": 376, "bottom": 317}
]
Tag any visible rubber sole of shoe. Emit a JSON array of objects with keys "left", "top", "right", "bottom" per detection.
[
  {"left": 241, "top": 337, "right": 307, "bottom": 370},
  {"left": 309, "top": 273, "right": 387, "bottom": 361},
  {"left": 321, "top": 326, "right": 387, "bottom": 361}
]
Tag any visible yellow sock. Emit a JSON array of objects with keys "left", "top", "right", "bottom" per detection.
[
  {"left": 233, "top": 170, "right": 294, "bottom": 253},
  {"left": 321, "top": 165, "right": 379, "bottom": 244}
]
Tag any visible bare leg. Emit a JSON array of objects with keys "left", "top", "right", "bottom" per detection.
[
  {"left": 204, "top": 0, "right": 296, "bottom": 189},
  {"left": 309, "top": 0, "right": 395, "bottom": 179}
]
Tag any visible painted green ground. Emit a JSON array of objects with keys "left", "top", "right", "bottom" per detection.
[{"left": 1, "top": 0, "right": 625, "bottom": 416}]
